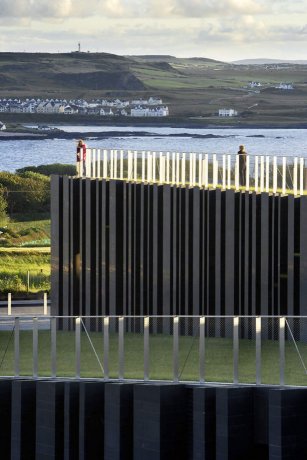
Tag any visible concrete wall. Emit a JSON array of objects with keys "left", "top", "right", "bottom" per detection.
[
  {"left": 2, "top": 378, "right": 307, "bottom": 459},
  {"left": 51, "top": 177, "right": 307, "bottom": 318}
]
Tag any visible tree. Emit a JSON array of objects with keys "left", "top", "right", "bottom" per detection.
[{"left": 0, "top": 187, "right": 8, "bottom": 225}]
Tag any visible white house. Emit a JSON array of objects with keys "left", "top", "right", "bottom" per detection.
[
  {"left": 276, "top": 82, "right": 294, "bottom": 90},
  {"left": 0, "top": 121, "right": 6, "bottom": 131},
  {"left": 130, "top": 105, "right": 169, "bottom": 117},
  {"left": 218, "top": 108, "right": 238, "bottom": 117},
  {"left": 148, "top": 97, "right": 163, "bottom": 105},
  {"left": 249, "top": 82, "right": 262, "bottom": 88}
]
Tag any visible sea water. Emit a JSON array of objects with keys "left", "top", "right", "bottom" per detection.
[{"left": 1, "top": 126, "right": 306, "bottom": 172}]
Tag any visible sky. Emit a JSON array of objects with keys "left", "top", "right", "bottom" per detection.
[{"left": 0, "top": 0, "right": 306, "bottom": 61}]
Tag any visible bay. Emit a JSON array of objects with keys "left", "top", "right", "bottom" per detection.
[{"left": 1, "top": 125, "right": 307, "bottom": 172}]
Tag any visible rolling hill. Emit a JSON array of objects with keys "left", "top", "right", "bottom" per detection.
[{"left": 0, "top": 52, "right": 307, "bottom": 125}]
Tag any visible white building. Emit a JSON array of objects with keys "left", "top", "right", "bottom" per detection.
[
  {"left": 218, "top": 108, "right": 238, "bottom": 117},
  {"left": 130, "top": 106, "right": 169, "bottom": 117},
  {"left": 276, "top": 83, "right": 294, "bottom": 90},
  {"left": 249, "top": 82, "right": 262, "bottom": 88},
  {"left": 0, "top": 121, "right": 6, "bottom": 131},
  {"left": 148, "top": 97, "right": 163, "bottom": 105}
]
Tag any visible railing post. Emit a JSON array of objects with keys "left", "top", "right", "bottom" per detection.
[
  {"left": 246, "top": 154, "right": 250, "bottom": 191},
  {"left": 260, "top": 156, "right": 264, "bottom": 192},
  {"left": 134, "top": 150, "right": 138, "bottom": 181},
  {"left": 233, "top": 317, "right": 239, "bottom": 384},
  {"left": 213, "top": 154, "right": 217, "bottom": 189},
  {"left": 266, "top": 156, "right": 270, "bottom": 192},
  {"left": 110, "top": 149, "right": 114, "bottom": 179},
  {"left": 97, "top": 149, "right": 101, "bottom": 178},
  {"left": 51, "top": 317, "right": 56, "bottom": 378},
  {"left": 144, "top": 316, "right": 149, "bottom": 381},
  {"left": 166, "top": 152, "right": 170, "bottom": 183},
  {"left": 273, "top": 156, "right": 277, "bottom": 194},
  {"left": 176, "top": 153, "right": 180, "bottom": 185},
  {"left": 199, "top": 317, "right": 205, "bottom": 383},
  {"left": 8, "top": 292, "right": 11, "bottom": 316},
  {"left": 75, "top": 317, "right": 81, "bottom": 378},
  {"left": 173, "top": 316, "right": 179, "bottom": 382},
  {"left": 141, "top": 151, "right": 145, "bottom": 182},
  {"left": 198, "top": 154, "right": 203, "bottom": 188},
  {"left": 92, "top": 148, "right": 96, "bottom": 178},
  {"left": 254, "top": 156, "right": 259, "bottom": 193},
  {"left": 204, "top": 154, "right": 209, "bottom": 188},
  {"left": 14, "top": 317, "right": 20, "bottom": 377},
  {"left": 300, "top": 158, "right": 304, "bottom": 196},
  {"left": 181, "top": 153, "right": 186, "bottom": 186},
  {"left": 152, "top": 151, "right": 156, "bottom": 183},
  {"left": 120, "top": 150, "right": 124, "bottom": 180},
  {"left": 282, "top": 157, "right": 286, "bottom": 195},
  {"left": 118, "top": 317, "right": 124, "bottom": 380},
  {"left": 33, "top": 317, "right": 38, "bottom": 378},
  {"left": 148, "top": 152, "right": 152, "bottom": 183},
  {"left": 235, "top": 156, "right": 239, "bottom": 191},
  {"left": 293, "top": 157, "right": 298, "bottom": 196},
  {"left": 256, "top": 317, "right": 261, "bottom": 385},
  {"left": 172, "top": 152, "right": 176, "bottom": 184},
  {"left": 104, "top": 317, "right": 109, "bottom": 380},
  {"left": 279, "top": 317, "right": 285, "bottom": 386},
  {"left": 43, "top": 292, "right": 48, "bottom": 316},
  {"left": 227, "top": 154, "right": 231, "bottom": 189}
]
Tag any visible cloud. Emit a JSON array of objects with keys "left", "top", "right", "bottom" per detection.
[{"left": 1, "top": 0, "right": 302, "bottom": 19}]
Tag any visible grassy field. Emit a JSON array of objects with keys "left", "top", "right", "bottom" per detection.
[{"left": 0, "top": 330, "right": 306, "bottom": 386}]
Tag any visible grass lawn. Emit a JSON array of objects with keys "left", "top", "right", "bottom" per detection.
[{"left": 0, "top": 329, "right": 306, "bottom": 386}]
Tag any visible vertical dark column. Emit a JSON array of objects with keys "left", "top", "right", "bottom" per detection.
[
  {"left": 11, "top": 380, "right": 36, "bottom": 460},
  {"left": 280, "top": 196, "right": 289, "bottom": 316},
  {"left": 85, "top": 178, "right": 97, "bottom": 316},
  {"left": 286, "top": 195, "right": 294, "bottom": 316},
  {"left": 273, "top": 196, "right": 281, "bottom": 316},
  {"left": 79, "top": 178, "right": 86, "bottom": 317},
  {"left": 184, "top": 187, "right": 191, "bottom": 317},
  {"left": 207, "top": 190, "right": 218, "bottom": 315},
  {"left": 71, "top": 178, "right": 81, "bottom": 318},
  {"left": 224, "top": 190, "right": 235, "bottom": 316},
  {"left": 36, "top": 381, "right": 65, "bottom": 460},
  {"left": 109, "top": 181, "right": 124, "bottom": 315},
  {"left": 64, "top": 382, "right": 80, "bottom": 460},
  {"left": 140, "top": 184, "right": 147, "bottom": 316},
  {"left": 269, "top": 388, "right": 307, "bottom": 460},
  {"left": 162, "top": 185, "right": 171, "bottom": 316},
  {"left": 192, "top": 187, "right": 201, "bottom": 316},
  {"left": 216, "top": 387, "right": 254, "bottom": 460},
  {"left": 94, "top": 179, "right": 101, "bottom": 317},
  {"left": 152, "top": 184, "right": 159, "bottom": 316},
  {"left": 254, "top": 388, "right": 269, "bottom": 459},
  {"left": 134, "top": 384, "right": 188, "bottom": 460},
  {"left": 134, "top": 184, "right": 141, "bottom": 317},
  {"left": 260, "top": 193, "right": 269, "bottom": 316},
  {"left": 201, "top": 189, "right": 208, "bottom": 315},
  {"left": 0, "top": 380, "right": 12, "bottom": 458},
  {"left": 104, "top": 383, "right": 134, "bottom": 460},
  {"left": 193, "top": 387, "right": 216, "bottom": 460},
  {"left": 101, "top": 180, "right": 108, "bottom": 315},
  {"left": 62, "top": 176, "right": 70, "bottom": 318},
  {"left": 126, "top": 182, "right": 134, "bottom": 317},
  {"left": 250, "top": 193, "right": 257, "bottom": 316},
  {"left": 243, "top": 192, "right": 251, "bottom": 316},
  {"left": 300, "top": 196, "right": 307, "bottom": 316},
  {"left": 172, "top": 186, "right": 178, "bottom": 315},
  {"left": 50, "top": 175, "right": 62, "bottom": 316},
  {"left": 146, "top": 184, "right": 154, "bottom": 316},
  {"left": 79, "top": 382, "right": 105, "bottom": 460}
]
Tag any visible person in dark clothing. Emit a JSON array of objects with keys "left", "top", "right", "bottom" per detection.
[{"left": 237, "top": 145, "right": 247, "bottom": 186}]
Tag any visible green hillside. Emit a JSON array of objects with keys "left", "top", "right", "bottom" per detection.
[{"left": 1, "top": 52, "right": 307, "bottom": 124}]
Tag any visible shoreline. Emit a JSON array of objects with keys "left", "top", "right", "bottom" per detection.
[{"left": 1, "top": 123, "right": 307, "bottom": 142}]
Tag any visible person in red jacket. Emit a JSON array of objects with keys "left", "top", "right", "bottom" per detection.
[{"left": 76, "top": 139, "right": 87, "bottom": 176}]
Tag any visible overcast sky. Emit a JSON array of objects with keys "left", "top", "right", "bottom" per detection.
[{"left": 0, "top": 0, "right": 306, "bottom": 61}]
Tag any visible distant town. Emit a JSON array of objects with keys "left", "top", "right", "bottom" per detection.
[{"left": 0, "top": 97, "right": 169, "bottom": 118}]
